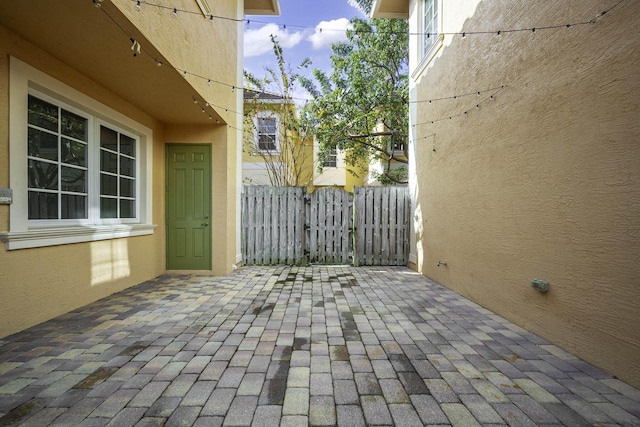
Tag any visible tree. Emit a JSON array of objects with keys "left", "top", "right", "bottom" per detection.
[
  {"left": 300, "top": 16, "right": 409, "bottom": 184},
  {"left": 243, "top": 36, "right": 315, "bottom": 187}
]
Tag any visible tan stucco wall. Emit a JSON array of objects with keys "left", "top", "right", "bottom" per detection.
[
  {"left": 0, "top": 0, "right": 242, "bottom": 337},
  {"left": 410, "top": 1, "right": 640, "bottom": 387},
  {"left": 0, "top": 25, "right": 166, "bottom": 337}
]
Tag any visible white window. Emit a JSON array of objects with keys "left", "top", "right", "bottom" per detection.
[
  {"left": 1, "top": 58, "right": 154, "bottom": 250},
  {"left": 27, "top": 93, "right": 139, "bottom": 224},
  {"left": 323, "top": 148, "right": 338, "bottom": 168},
  {"left": 255, "top": 115, "right": 278, "bottom": 152},
  {"left": 422, "top": 0, "right": 439, "bottom": 57}
]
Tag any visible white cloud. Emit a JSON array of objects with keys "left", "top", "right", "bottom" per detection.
[
  {"left": 307, "top": 18, "right": 353, "bottom": 50},
  {"left": 244, "top": 23, "right": 304, "bottom": 58}
]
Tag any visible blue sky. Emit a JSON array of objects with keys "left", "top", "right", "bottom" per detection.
[{"left": 244, "top": 0, "right": 366, "bottom": 95}]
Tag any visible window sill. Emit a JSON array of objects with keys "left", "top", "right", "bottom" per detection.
[
  {"left": 0, "top": 224, "right": 157, "bottom": 250},
  {"left": 412, "top": 34, "right": 444, "bottom": 81}
]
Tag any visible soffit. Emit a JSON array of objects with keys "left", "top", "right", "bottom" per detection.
[
  {"left": 0, "top": 0, "right": 224, "bottom": 125},
  {"left": 244, "top": 0, "right": 280, "bottom": 16},
  {"left": 371, "top": 0, "right": 409, "bottom": 19}
]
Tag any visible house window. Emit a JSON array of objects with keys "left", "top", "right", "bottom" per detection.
[
  {"left": 99, "top": 126, "right": 137, "bottom": 219},
  {"left": 422, "top": 0, "right": 439, "bottom": 57},
  {"left": 2, "top": 58, "right": 154, "bottom": 250},
  {"left": 323, "top": 148, "right": 338, "bottom": 168},
  {"left": 256, "top": 116, "right": 278, "bottom": 152},
  {"left": 27, "top": 92, "right": 139, "bottom": 225},
  {"left": 27, "top": 95, "right": 90, "bottom": 220}
]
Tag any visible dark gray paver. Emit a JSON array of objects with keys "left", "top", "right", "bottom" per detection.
[{"left": 0, "top": 266, "right": 639, "bottom": 426}]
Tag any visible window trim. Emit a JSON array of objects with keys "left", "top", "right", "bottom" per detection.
[
  {"left": 323, "top": 148, "right": 338, "bottom": 168},
  {"left": 1, "top": 57, "right": 155, "bottom": 250},
  {"left": 254, "top": 112, "right": 279, "bottom": 153},
  {"left": 412, "top": 0, "right": 444, "bottom": 79}
]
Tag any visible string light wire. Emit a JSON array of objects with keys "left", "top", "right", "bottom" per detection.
[{"left": 128, "top": 0, "right": 626, "bottom": 37}]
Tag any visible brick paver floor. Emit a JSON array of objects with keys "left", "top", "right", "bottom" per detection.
[{"left": 1, "top": 266, "right": 639, "bottom": 426}]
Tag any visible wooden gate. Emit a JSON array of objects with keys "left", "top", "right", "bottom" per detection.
[
  {"left": 241, "top": 186, "right": 409, "bottom": 266},
  {"left": 308, "top": 188, "right": 353, "bottom": 264},
  {"left": 353, "top": 186, "right": 410, "bottom": 266}
]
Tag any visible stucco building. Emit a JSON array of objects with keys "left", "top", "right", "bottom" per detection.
[
  {"left": 372, "top": 0, "right": 640, "bottom": 387},
  {"left": 0, "top": 0, "right": 279, "bottom": 338}
]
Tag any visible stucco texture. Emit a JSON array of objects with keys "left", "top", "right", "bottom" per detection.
[
  {"left": 0, "top": 0, "right": 243, "bottom": 337},
  {"left": 411, "top": 0, "right": 640, "bottom": 387}
]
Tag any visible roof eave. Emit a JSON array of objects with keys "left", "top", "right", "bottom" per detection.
[
  {"left": 370, "top": 0, "right": 409, "bottom": 19},
  {"left": 244, "top": 0, "right": 281, "bottom": 16}
]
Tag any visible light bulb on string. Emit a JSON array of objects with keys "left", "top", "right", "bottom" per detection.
[{"left": 136, "top": 1, "right": 141, "bottom": 10}]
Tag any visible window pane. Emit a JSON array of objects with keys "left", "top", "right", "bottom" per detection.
[
  {"left": 120, "top": 135, "right": 135, "bottom": 157},
  {"left": 61, "top": 167, "right": 86, "bottom": 193},
  {"left": 100, "top": 197, "right": 118, "bottom": 218},
  {"left": 101, "top": 150, "right": 118, "bottom": 173},
  {"left": 62, "top": 194, "right": 87, "bottom": 219},
  {"left": 120, "top": 156, "right": 135, "bottom": 177},
  {"left": 28, "top": 128, "right": 58, "bottom": 161},
  {"left": 100, "top": 173, "right": 118, "bottom": 196},
  {"left": 62, "top": 138, "right": 87, "bottom": 167},
  {"left": 28, "top": 191, "right": 58, "bottom": 219},
  {"left": 28, "top": 95, "right": 58, "bottom": 132},
  {"left": 120, "top": 177, "right": 135, "bottom": 198},
  {"left": 120, "top": 199, "right": 135, "bottom": 218},
  {"left": 61, "top": 109, "right": 88, "bottom": 141},
  {"left": 100, "top": 125, "right": 118, "bottom": 151},
  {"left": 28, "top": 160, "right": 58, "bottom": 190}
]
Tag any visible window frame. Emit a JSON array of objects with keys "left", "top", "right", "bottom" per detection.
[
  {"left": 413, "top": 0, "right": 444, "bottom": 78},
  {"left": 254, "top": 112, "right": 279, "bottom": 153},
  {"left": 323, "top": 148, "right": 338, "bottom": 168},
  {"left": 421, "top": 0, "right": 439, "bottom": 58},
  {"left": 1, "top": 57, "right": 155, "bottom": 250}
]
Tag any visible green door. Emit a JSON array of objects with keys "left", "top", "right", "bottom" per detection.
[{"left": 166, "top": 144, "right": 211, "bottom": 270}]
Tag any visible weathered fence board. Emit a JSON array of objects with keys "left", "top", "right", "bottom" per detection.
[
  {"left": 353, "top": 186, "right": 409, "bottom": 266},
  {"left": 242, "top": 185, "right": 408, "bottom": 266}
]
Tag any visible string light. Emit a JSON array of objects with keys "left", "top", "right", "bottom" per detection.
[
  {"left": 130, "top": 39, "right": 141, "bottom": 57},
  {"left": 411, "top": 86, "right": 503, "bottom": 104},
  {"left": 121, "top": 0, "right": 625, "bottom": 39},
  {"left": 94, "top": 0, "right": 622, "bottom": 125},
  {"left": 412, "top": 87, "right": 505, "bottom": 128},
  {"left": 135, "top": 0, "right": 141, "bottom": 10}
]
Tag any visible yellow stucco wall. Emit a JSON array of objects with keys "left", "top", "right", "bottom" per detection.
[
  {"left": 0, "top": 25, "right": 164, "bottom": 337},
  {"left": 0, "top": 0, "right": 242, "bottom": 337},
  {"left": 410, "top": 1, "right": 640, "bottom": 387}
]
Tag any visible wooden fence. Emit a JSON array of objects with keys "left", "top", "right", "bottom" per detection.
[{"left": 241, "top": 185, "right": 409, "bottom": 266}]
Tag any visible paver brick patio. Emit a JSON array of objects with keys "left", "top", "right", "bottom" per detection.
[{"left": 1, "top": 266, "right": 639, "bottom": 426}]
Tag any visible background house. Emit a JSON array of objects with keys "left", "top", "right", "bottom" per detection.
[
  {"left": 372, "top": 0, "right": 640, "bottom": 388},
  {"left": 242, "top": 89, "right": 315, "bottom": 189},
  {"left": 0, "top": 0, "right": 279, "bottom": 338},
  {"left": 313, "top": 145, "right": 366, "bottom": 192}
]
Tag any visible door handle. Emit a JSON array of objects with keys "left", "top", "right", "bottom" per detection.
[{"left": 201, "top": 223, "right": 209, "bottom": 227}]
